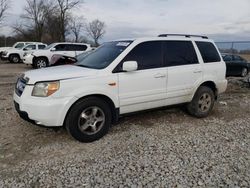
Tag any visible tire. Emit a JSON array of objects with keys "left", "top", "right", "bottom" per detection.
[
  {"left": 186, "top": 86, "right": 215, "bottom": 118},
  {"left": 34, "top": 57, "right": 48, "bottom": 68},
  {"left": 241, "top": 67, "right": 248, "bottom": 77},
  {"left": 9, "top": 54, "right": 20, "bottom": 63},
  {"left": 65, "top": 97, "right": 112, "bottom": 142}
]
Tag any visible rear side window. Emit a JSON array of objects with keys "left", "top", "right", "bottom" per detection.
[
  {"left": 55, "top": 44, "right": 66, "bottom": 51},
  {"left": 38, "top": 45, "right": 46, "bottom": 49},
  {"left": 164, "top": 41, "right": 198, "bottom": 66},
  {"left": 75, "top": 45, "right": 87, "bottom": 51},
  {"left": 196, "top": 42, "right": 221, "bottom": 63},
  {"left": 122, "top": 41, "right": 162, "bottom": 70}
]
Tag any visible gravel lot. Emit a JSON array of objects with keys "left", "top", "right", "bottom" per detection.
[{"left": 0, "top": 62, "right": 250, "bottom": 187}]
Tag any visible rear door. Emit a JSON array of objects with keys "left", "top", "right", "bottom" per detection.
[
  {"left": 75, "top": 44, "right": 88, "bottom": 56},
  {"left": 164, "top": 41, "right": 202, "bottom": 104}
]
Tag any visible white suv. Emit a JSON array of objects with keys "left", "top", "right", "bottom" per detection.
[
  {"left": 14, "top": 34, "right": 227, "bottom": 142},
  {"left": 23, "top": 42, "right": 92, "bottom": 68},
  {"left": 2, "top": 43, "right": 47, "bottom": 63}
]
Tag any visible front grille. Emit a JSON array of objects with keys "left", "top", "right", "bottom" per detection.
[{"left": 15, "top": 77, "right": 27, "bottom": 96}]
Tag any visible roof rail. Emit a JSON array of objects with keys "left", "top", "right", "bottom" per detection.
[{"left": 158, "top": 34, "right": 208, "bottom": 39}]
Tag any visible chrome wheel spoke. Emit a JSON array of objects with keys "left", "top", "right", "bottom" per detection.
[
  {"left": 96, "top": 116, "right": 104, "bottom": 123},
  {"left": 78, "top": 106, "right": 105, "bottom": 135},
  {"left": 81, "top": 112, "right": 89, "bottom": 120},
  {"left": 92, "top": 107, "right": 98, "bottom": 117}
]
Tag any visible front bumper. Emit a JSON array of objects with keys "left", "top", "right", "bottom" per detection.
[
  {"left": 13, "top": 86, "right": 75, "bottom": 127},
  {"left": 23, "top": 54, "right": 33, "bottom": 65},
  {"left": 14, "top": 101, "right": 36, "bottom": 125}
]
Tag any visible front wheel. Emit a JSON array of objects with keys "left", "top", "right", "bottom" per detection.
[
  {"left": 34, "top": 57, "right": 48, "bottom": 68},
  {"left": 65, "top": 97, "right": 112, "bottom": 142},
  {"left": 186, "top": 86, "right": 215, "bottom": 118},
  {"left": 241, "top": 67, "right": 248, "bottom": 77},
  {"left": 9, "top": 54, "right": 20, "bottom": 63}
]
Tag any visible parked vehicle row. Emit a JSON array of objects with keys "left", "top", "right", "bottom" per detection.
[
  {"left": 1, "top": 42, "right": 47, "bottom": 63},
  {"left": 14, "top": 34, "right": 228, "bottom": 142},
  {"left": 23, "top": 42, "right": 92, "bottom": 68},
  {"left": 0, "top": 42, "right": 93, "bottom": 68}
]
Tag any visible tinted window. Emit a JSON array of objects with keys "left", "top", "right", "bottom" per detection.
[
  {"left": 38, "top": 45, "right": 46, "bottom": 49},
  {"left": 222, "top": 55, "right": 232, "bottom": 61},
  {"left": 164, "top": 41, "right": 198, "bottom": 66},
  {"left": 15, "top": 43, "right": 25, "bottom": 49},
  {"left": 24, "top": 44, "right": 36, "bottom": 50},
  {"left": 75, "top": 45, "right": 87, "bottom": 51},
  {"left": 233, "top": 55, "right": 243, "bottom": 61},
  {"left": 55, "top": 44, "right": 66, "bottom": 51},
  {"left": 122, "top": 41, "right": 162, "bottom": 70},
  {"left": 196, "top": 42, "right": 221, "bottom": 63}
]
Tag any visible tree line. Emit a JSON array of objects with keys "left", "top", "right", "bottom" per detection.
[{"left": 0, "top": 0, "right": 106, "bottom": 46}]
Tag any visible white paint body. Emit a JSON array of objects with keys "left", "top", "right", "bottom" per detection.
[
  {"left": 14, "top": 36, "right": 227, "bottom": 127},
  {"left": 2, "top": 43, "right": 46, "bottom": 60},
  {"left": 22, "top": 42, "right": 92, "bottom": 65}
]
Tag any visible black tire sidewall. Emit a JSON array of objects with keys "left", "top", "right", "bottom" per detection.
[
  {"left": 10, "top": 55, "right": 20, "bottom": 63},
  {"left": 66, "top": 97, "right": 112, "bottom": 142},
  {"left": 187, "top": 86, "right": 215, "bottom": 118},
  {"left": 35, "top": 57, "right": 48, "bottom": 68}
]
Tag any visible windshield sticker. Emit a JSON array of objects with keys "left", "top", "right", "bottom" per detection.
[{"left": 116, "top": 42, "right": 130, "bottom": 47}]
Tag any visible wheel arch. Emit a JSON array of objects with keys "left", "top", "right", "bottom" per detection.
[
  {"left": 198, "top": 81, "right": 218, "bottom": 100},
  {"left": 63, "top": 94, "right": 119, "bottom": 127}
]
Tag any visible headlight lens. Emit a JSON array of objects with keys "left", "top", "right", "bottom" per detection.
[{"left": 32, "top": 81, "right": 60, "bottom": 97}]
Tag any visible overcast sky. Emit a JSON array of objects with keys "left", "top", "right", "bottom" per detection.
[{"left": 2, "top": 0, "right": 250, "bottom": 42}]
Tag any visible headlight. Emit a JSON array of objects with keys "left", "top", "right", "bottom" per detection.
[{"left": 32, "top": 81, "right": 60, "bottom": 97}]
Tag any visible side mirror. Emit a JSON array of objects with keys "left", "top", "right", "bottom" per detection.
[
  {"left": 122, "top": 61, "right": 138, "bottom": 72},
  {"left": 51, "top": 47, "right": 56, "bottom": 51}
]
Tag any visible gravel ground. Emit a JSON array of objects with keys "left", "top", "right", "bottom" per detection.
[{"left": 0, "top": 62, "right": 250, "bottom": 187}]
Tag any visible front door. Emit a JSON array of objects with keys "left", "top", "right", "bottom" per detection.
[{"left": 117, "top": 41, "right": 167, "bottom": 114}]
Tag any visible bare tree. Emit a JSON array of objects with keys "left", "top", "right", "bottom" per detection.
[
  {"left": 0, "top": 0, "right": 10, "bottom": 25},
  {"left": 55, "top": 0, "right": 83, "bottom": 41},
  {"left": 21, "top": 0, "right": 51, "bottom": 41},
  {"left": 70, "top": 16, "right": 85, "bottom": 42},
  {"left": 86, "top": 19, "right": 105, "bottom": 46}
]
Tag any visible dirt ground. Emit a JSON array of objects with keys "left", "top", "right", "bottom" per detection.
[{"left": 0, "top": 62, "right": 250, "bottom": 187}]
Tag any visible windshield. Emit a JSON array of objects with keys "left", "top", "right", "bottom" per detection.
[
  {"left": 14, "top": 43, "right": 24, "bottom": 49},
  {"left": 76, "top": 41, "right": 132, "bottom": 69},
  {"left": 44, "top": 43, "right": 55, "bottom": 50}
]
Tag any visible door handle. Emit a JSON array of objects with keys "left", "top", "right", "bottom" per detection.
[
  {"left": 154, "top": 73, "right": 166, "bottom": 78},
  {"left": 193, "top": 70, "right": 202, "bottom": 73}
]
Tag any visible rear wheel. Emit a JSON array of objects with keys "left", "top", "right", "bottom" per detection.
[
  {"left": 34, "top": 57, "right": 48, "bottom": 68},
  {"left": 9, "top": 54, "right": 20, "bottom": 63},
  {"left": 65, "top": 97, "right": 112, "bottom": 142},
  {"left": 186, "top": 86, "right": 215, "bottom": 118},
  {"left": 241, "top": 67, "right": 248, "bottom": 77}
]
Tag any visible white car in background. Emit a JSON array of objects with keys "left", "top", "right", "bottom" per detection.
[
  {"left": 23, "top": 42, "right": 92, "bottom": 68},
  {"left": 2, "top": 43, "right": 47, "bottom": 63},
  {"left": 0, "top": 42, "right": 35, "bottom": 57}
]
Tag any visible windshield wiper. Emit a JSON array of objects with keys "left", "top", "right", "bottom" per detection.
[{"left": 76, "top": 64, "right": 94, "bottom": 69}]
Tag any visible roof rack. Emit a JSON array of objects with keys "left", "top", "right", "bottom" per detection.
[{"left": 158, "top": 34, "right": 208, "bottom": 39}]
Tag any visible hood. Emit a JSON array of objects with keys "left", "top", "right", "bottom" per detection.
[
  {"left": 24, "top": 65, "right": 98, "bottom": 84},
  {"left": 33, "top": 49, "right": 49, "bottom": 56},
  {"left": 5, "top": 48, "right": 22, "bottom": 54},
  {"left": 0, "top": 47, "right": 11, "bottom": 52}
]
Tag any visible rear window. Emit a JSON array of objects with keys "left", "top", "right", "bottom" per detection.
[{"left": 196, "top": 42, "right": 221, "bottom": 63}]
